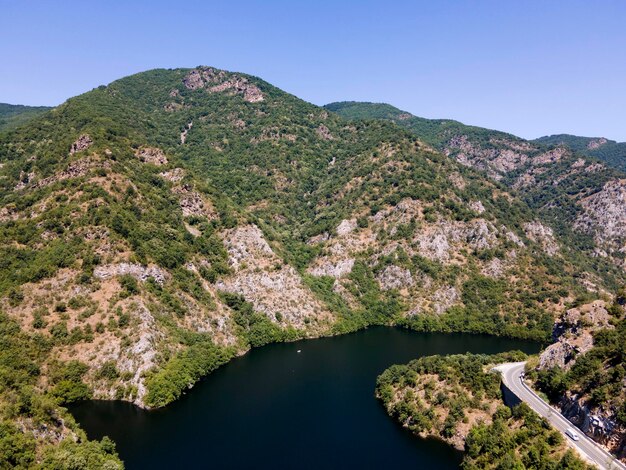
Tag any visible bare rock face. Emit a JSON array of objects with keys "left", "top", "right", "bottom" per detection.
[
  {"left": 532, "top": 147, "right": 566, "bottom": 165},
  {"left": 180, "top": 121, "right": 193, "bottom": 144},
  {"left": 415, "top": 230, "right": 452, "bottom": 262},
  {"left": 69, "top": 134, "right": 93, "bottom": 154},
  {"left": 308, "top": 258, "right": 354, "bottom": 278},
  {"left": 469, "top": 200, "right": 485, "bottom": 214},
  {"left": 481, "top": 257, "right": 505, "bottom": 278},
  {"left": 216, "top": 225, "right": 332, "bottom": 329},
  {"left": 376, "top": 265, "right": 414, "bottom": 291},
  {"left": 93, "top": 263, "right": 168, "bottom": 285},
  {"left": 159, "top": 168, "right": 185, "bottom": 183},
  {"left": 523, "top": 221, "right": 559, "bottom": 256},
  {"left": 432, "top": 285, "right": 460, "bottom": 314},
  {"left": 539, "top": 300, "right": 613, "bottom": 370},
  {"left": 587, "top": 138, "right": 608, "bottom": 150},
  {"left": 182, "top": 69, "right": 205, "bottom": 90},
  {"left": 135, "top": 147, "right": 168, "bottom": 165},
  {"left": 250, "top": 127, "right": 297, "bottom": 144},
  {"left": 576, "top": 179, "right": 626, "bottom": 251},
  {"left": 446, "top": 135, "right": 529, "bottom": 180},
  {"left": 336, "top": 218, "right": 357, "bottom": 236},
  {"left": 172, "top": 184, "right": 215, "bottom": 218},
  {"left": 114, "top": 302, "right": 163, "bottom": 405},
  {"left": 559, "top": 394, "right": 626, "bottom": 460},
  {"left": 415, "top": 219, "right": 498, "bottom": 262},
  {"left": 316, "top": 124, "right": 334, "bottom": 140},
  {"left": 183, "top": 67, "right": 264, "bottom": 103},
  {"left": 31, "top": 156, "right": 109, "bottom": 189}
]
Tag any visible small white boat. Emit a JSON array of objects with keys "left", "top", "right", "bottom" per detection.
[{"left": 297, "top": 350, "right": 301, "bottom": 353}]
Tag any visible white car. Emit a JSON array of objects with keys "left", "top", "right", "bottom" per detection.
[{"left": 565, "top": 428, "right": 580, "bottom": 441}]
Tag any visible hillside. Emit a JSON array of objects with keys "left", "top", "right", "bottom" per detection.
[
  {"left": 529, "top": 296, "right": 626, "bottom": 461},
  {"left": 376, "top": 352, "right": 591, "bottom": 469},
  {"left": 0, "top": 67, "right": 622, "bottom": 465},
  {"left": 326, "top": 101, "right": 626, "bottom": 278},
  {"left": 534, "top": 134, "right": 626, "bottom": 172},
  {"left": 0, "top": 103, "right": 52, "bottom": 132}
]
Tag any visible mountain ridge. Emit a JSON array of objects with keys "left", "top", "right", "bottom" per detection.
[{"left": 0, "top": 67, "right": 623, "bottom": 467}]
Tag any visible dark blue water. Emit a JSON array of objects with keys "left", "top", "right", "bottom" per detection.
[{"left": 70, "top": 327, "right": 540, "bottom": 469}]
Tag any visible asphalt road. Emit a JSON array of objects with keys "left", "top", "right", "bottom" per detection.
[{"left": 495, "top": 362, "right": 626, "bottom": 470}]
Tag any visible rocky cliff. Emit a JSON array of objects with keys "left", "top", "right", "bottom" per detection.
[{"left": 535, "top": 299, "right": 626, "bottom": 462}]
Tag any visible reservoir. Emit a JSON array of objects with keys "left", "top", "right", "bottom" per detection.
[{"left": 70, "top": 327, "right": 540, "bottom": 469}]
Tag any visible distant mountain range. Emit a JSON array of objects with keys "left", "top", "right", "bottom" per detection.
[{"left": 0, "top": 102, "right": 52, "bottom": 132}]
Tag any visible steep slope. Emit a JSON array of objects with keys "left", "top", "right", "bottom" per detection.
[
  {"left": 534, "top": 134, "right": 626, "bottom": 172},
  {"left": 0, "top": 68, "right": 620, "bottom": 463},
  {"left": 529, "top": 296, "right": 626, "bottom": 461},
  {"left": 0, "top": 103, "right": 52, "bottom": 132},
  {"left": 326, "top": 101, "right": 626, "bottom": 278},
  {"left": 376, "top": 352, "right": 591, "bottom": 468}
]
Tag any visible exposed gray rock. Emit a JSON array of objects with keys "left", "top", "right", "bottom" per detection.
[
  {"left": 587, "top": 138, "right": 608, "bottom": 150},
  {"left": 172, "top": 184, "right": 215, "bottom": 218},
  {"left": 159, "top": 168, "right": 185, "bottom": 183},
  {"left": 135, "top": 147, "right": 168, "bottom": 165},
  {"left": 523, "top": 221, "right": 559, "bottom": 256},
  {"left": 469, "top": 200, "right": 485, "bottom": 214},
  {"left": 93, "top": 263, "right": 168, "bottom": 285},
  {"left": 576, "top": 179, "right": 626, "bottom": 252},
  {"left": 376, "top": 265, "right": 414, "bottom": 291},
  {"left": 336, "top": 218, "right": 357, "bottom": 236},
  {"left": 316, "top": 124, "right": 334, "bottom": 140},
  {"left": 308, "top": 258, "right": 354, "bottom": 278},
  {"left": 539, "top": 300, "right": 613, "bottom": 370},
  {"left": 70, "top": 134, "right": 93, "bottom": 154}
]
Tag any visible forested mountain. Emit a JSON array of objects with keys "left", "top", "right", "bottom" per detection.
[
  {"left": 0, "top": 68, "right": 623, "bottom": 466},
  {"left": 326, "top": 101, "right": 626, "bottom": 278},
  {"left": 534, "top": 134, "right": 626, "bottom": 172},
  {"left": 0, "top": 103, "right": 52, "bottom": 132}
]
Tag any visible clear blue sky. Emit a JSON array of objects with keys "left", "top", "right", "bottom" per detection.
[{"left": 2, "top": 0, "right": 625, "bottom": 140}]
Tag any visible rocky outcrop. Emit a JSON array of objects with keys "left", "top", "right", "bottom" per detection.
[
  {"left": 216, "top": 225, "right": 333, "bottom": 329},
  {"left": 376, "top": 265, "right": 414, "bottom": 291},
  {"left": 336, "top": 218, "right": 357, "bottom": 236},
  {"left": 135, "top": 147, "right": 168, "bottom": 165},
  {"left": 539, "top": 300, "right": 612, "bottom": 370},
  {"left": 172, "top": 184, "right": 216, "bottom": 218},
  {"left": 183, "top": 67, "right": 264, "bottom": 102},
  {"left": 415, "top": 219, "right": 498, "bottom": 262},
  {"left": 576, "top": 179, "right": 626, "bottom": 252},
  {"left": 308, "top": 258, "right": 354, "bottom": 278},
  {"left": 316, "top": 124, "right": 334, "bottom": 140},
  {"left": 93, "top": 263, "right": 168, "bottom": 285},
  {"left": 523, "top": 221, "right": 559, "bottom": 256},
  {"left": 160, "top": 168, "right": 185, "bottom": 183},
  {"left": 587, "top": 138, "right": 608, "bottom": 150},
  {"left": 558, "top": 394, "right": 626, "bottom": 460},
  {"left": 431, "top": 285, "right": 460, "bottom": 314},
  {"left": 180, "top": 121, "right": 192, "bottom": 144},
  {"left": 69, "top": 134, "right": 93, "bottom": 154}
]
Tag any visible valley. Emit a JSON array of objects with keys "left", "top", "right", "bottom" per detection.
[{"left": 0, "top": 66, "right": 624, "bottom": 468}]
